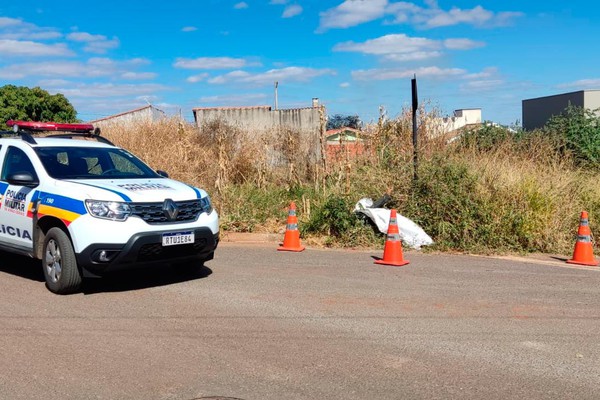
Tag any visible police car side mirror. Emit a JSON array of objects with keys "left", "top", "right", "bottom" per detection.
[
  {"left": 157, "top": 170, "right": 169, "bottom": 178},
  {"left": 7, "top": 172, "right": 39, "bottom": 188}
]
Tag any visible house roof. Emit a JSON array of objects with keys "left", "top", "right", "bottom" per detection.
[
  {"left": 523, "top": 89, "right": 600, "bottom": 102},
  {"left": 89, "top": 104, "right": 165, "bottom": 123},
  {"left": 326, "top": 127, "right": 360, "bottom": 136}
]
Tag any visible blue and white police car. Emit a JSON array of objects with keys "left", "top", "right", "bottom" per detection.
[{"left": 0, "top": 120, "right": 219, "bottom": 294}]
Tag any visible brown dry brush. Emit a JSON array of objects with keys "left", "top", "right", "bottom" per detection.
[{"left": 96, "top": 111, "right": 600, "bottom": 254}]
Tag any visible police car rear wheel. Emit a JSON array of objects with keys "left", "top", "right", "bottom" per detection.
[{"left": 43, "top": 228, "right": 82, "bottom": 294}]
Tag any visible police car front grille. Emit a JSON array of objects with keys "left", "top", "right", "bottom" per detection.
[{"left": 129, "top": 200, "right": 203, "bottom": 224}]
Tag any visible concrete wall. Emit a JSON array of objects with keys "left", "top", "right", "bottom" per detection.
[
  {"left": 192, "top": 106, "right": 322, "bottom": 133},
  {"left": 584, "top": 91, "right": 600, "bottom": 113},
  {"left": 193, "top": 105, "right": 325, "bottom": 163}
]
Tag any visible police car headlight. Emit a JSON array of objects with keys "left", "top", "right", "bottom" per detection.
[
  {"left": 200, "top": 196, "right": 213, "bottom": 214},
  {"left": 85, "top": 200, "right": 131, "bottom": 221}
]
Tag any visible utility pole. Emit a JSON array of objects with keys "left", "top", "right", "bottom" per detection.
[
  {"left": 274, "top": 81, "right": 279, "bottom": 110},
  {"left": 411, "top": 74, "right": 419, "bottom": 181}
]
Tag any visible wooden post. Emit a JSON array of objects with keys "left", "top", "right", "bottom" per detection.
[{"left": 411, "top": 75, "right": 419, "bottom": 181}]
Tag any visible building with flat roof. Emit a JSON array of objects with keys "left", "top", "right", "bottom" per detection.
[
  {"left": 522, "top": 90, "right": 600, "bottom": 131},
  {"left": 428, "top": 108, "right": 482, "bottom": 139}
]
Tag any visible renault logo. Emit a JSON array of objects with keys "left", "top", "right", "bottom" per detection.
[{"left": 162, "top": 199, "right": 179, "bottom": 221}]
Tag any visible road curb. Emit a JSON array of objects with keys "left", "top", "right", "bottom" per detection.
[{"left": 221, "top": 232, "right": 280, "bottom": 243}]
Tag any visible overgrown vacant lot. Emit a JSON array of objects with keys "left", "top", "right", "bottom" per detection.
[{"left": 100, "top": 106, "right": 600, "bottom": 256}]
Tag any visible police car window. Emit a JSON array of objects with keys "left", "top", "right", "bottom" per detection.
[
  {"left": 35, "top": 146, "right": 159, "bottom": 179},
  {"left": 108, "top": 152, "right": 144, "bottom": 175},
  {"left": 1, "top": 146, "right": 37, "bottom": 181}
]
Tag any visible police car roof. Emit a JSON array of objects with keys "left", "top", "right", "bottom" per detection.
[{"left": 28, "top": 137, "right": 115, "bottom": 148}]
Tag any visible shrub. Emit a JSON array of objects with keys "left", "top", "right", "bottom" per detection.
[
  {"left": 303, "top": 195, "right": 358, "bottom": 237},
  {"left": 545, "top": 105, "right": 600, "bottom": 167}
]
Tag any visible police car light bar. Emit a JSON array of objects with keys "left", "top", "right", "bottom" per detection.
[{"left": 6, "top": 120, "right": 95, "bottom": 133}]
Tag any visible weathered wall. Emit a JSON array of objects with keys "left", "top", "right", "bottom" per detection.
[
  {"left": 193, "top": 106, "right": 322, "bottom": 133},
  {"left": 193, "top": 105, "right": 324, "bottom": 162}
]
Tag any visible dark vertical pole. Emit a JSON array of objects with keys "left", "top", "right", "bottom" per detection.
[{"left": 411, "top": 74, "right": 419, "bottom": 181}]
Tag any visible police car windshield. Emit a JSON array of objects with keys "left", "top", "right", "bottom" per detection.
[{"left": 35, "top": 146, "right": 161, "bottom": 180}]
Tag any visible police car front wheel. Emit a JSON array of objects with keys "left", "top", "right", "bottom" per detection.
[{"left": 42, "top": 228, "right": 82, "bottom": 294}]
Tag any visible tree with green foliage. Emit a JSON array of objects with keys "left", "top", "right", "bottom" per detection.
[
  {"left": 0, "top": 85, "right": 78, "bottom": 128},
  {"left": 327, "top": 114, "right": 361, "bottom": 130},
  {"left": 545, "top": 105, "right": 600, "bottom": 166}
]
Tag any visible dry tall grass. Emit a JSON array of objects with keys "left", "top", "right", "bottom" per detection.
[{"left": 97, "top": 113, "right": 600, "bottom": 255}]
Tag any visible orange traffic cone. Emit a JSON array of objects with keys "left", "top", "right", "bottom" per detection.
[
  {"left": 278, "top": 201, "right": 305, "bottom": 252},
  {"left": 567, "top": 211, "right": 599, "bottom": 266},
  {"left": 374, "top": 209, "right": 409, "bottom": 266}
]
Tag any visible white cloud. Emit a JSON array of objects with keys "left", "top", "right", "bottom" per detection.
[
  {"left": 66, "top": 31, "right": 120, "bottom": 54},
  {"left": 208, "top": 67, "right": 336, "bottom": 86},
  {"left": 460, "top": 79, "right": 504, "bottom": 91},
  {"left": 335, "top": 34, "right": 439, "bottom": 55},
  {"left": 187, "top": 73, "right": 210, "bottom": 83},
  {"left": 208, "top": 70, "right": 251, "bottom": 84},
  {"left": 464, "top": 67, "right": 498, "bottom": 80},
  {"left": 282, "top": 5, "right": 303, "bottom": 18},
  {"left": 0, "top": 17, "right": 62, "bottom": 40},
  {"left": 234, "top": 2, "right": 249, "bottom": 9},
  {"left": 390, "top": 4, "right": 523, "bottom": 29},
  {"left": 0, "top": 17, "right": 22, "bottom": 28},
  {"left": 38, "top": 79, "right": 72, "bottom": 87},
  {"left": 122, "top": 58, "right": 152, "bottom": 67},
  {"left": 270, "top": 0, "right": 288, "bottom": 4},
  {"left": 493, "top": 12, "right": 524, "bottom": 27},
  {"left": 340, "top": 82, "right": 350, "bottom": 88},
  {"left": 350, "top": 65, "right": 501, "bottom": 84},
  {"left": 319, "top": 1, "right": 522, "bottom": 30},
  {"left": 0, "top": 58, "right": 153, "bottom": 79},
  {"left": 443, "top": 38, "right": 485, "bottom": 50},
  {"left": 47, "top": 82, "right": 171, "bottom": 99},
  {"left": 121, "top": 71, "right": 158, "bottom": 80},
  {"left": 423, "top": 6, "right": 493, "bottom": 28},
  {"left": 352, "top": 66, "right": 465, "bottom": 81},
  {"left": 333, "top": 34, "right": 484, "bottom": 62},
  {"left": 557, "top": 79, "right": 600, "bottom": 90},
  {"left": 173, "top": 57, "right": 254, "bottom": 70},
  {"left": 0, "top": 39, "right": 73, "bottom": 57},
  {"left": 382, "top": 51, "right": 443, "bottom": 62},
  {"left": 318, "top": 0, "right": 388, "bottom": 31},
  {"left": 181, "top": 26, "right": 198, "bottom": 32}
]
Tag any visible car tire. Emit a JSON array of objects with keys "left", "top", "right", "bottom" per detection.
[{"left": 42, "top": 227, "right": 82, "bottom": 294}]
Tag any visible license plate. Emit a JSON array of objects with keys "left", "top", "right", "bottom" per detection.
[{"left": 162, "top": 231, "right": 195, "bottom": 246}]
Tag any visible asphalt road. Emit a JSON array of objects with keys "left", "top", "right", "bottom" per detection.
[{"left": 0, "top": 243, "right": 598, "bottom": 400}]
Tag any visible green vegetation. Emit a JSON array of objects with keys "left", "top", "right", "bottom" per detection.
[
  {"left": 327, "top": 114, "right": 361, "bottom": 130},
  {"left": 0, "top": 85, "right": 78, "bottom": 128},
  {"left": 545, "top": 105, "right": 600, "bottom": 166},
  {"left": 7, "top": 84, "right": 598, "bottom": 255},
  {"left": 90, "top": 106, "right": 600, "bottom": 256}
]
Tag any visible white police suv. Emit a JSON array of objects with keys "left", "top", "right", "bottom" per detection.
[{"left": 0, "top": 120, "right": 219, "bottom": 294}]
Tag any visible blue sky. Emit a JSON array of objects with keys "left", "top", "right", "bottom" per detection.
[{"left": 1, "top": 1, "right": 598, "bottom": 125}]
